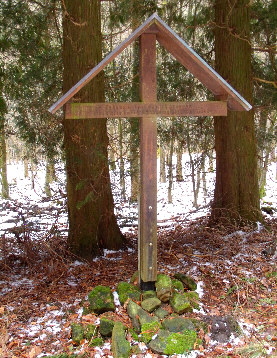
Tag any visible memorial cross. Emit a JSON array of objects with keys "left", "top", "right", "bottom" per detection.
[{"left": 49, "top": 14, "right": 251, "bottom": 290}]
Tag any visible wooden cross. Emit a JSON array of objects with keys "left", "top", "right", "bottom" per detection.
[{"left": 49, "top": 14, "right": 251, "bottom": 290}]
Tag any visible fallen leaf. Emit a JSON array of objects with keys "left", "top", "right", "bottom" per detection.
[
  {"left": 0, "top": 306, "right": 5, "bottom": 314},
  {"left": 28, "top": 346, "right": 42, "bottom": 358}
]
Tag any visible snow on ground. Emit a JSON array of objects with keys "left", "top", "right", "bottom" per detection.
[
  {"left": 1, "top": 155, "right": 276, "bottom": 238},
  {"left": 1, "top": 156, "right": 277, "bottom": 357}
]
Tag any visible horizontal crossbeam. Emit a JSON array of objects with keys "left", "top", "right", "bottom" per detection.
[{"left": 65, "top": 101, "right": 227, "bottom": 119}]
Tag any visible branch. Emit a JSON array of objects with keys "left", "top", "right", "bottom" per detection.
[{"left": 253, "top": 77, "right": 277, "bottom": 89}]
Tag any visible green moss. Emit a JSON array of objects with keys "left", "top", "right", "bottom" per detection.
[
  {"left": 172, "top": 279, "right": 184, "bottom": 293},
  {"left": 141, "top": 321, "right": 161, "bottom": 343},
  {"left": 164, "top": 330, "right": 199, "bottom": 355},
  {"left": 84, "top": 324, "right": 97, "bottom": 340},
  {"left": 129, "top": 328, "right": 139, "bottom": 341},
  {"left": 184, "top": 291, "right": 200, "bottom": 310},
  {"left": 88, "top": 285, "right": 115, "bottom": 314},
  {"left": 143, "top": 290, "right": 156, "bottom": 300},
  {"left": 71, "top": 323, "right": 84, "bottom": 345},
  {"left": 112, "top": 322, "right": 131, "bottom": 358},
  {"left": 117, "top": 281, "right": 141, "bottom": 305},
  {"left": 174, "top": 273, "right": 197, "bottom": 291},
  {"left": 99, "top": 317, "right": 115, "bottom": 337},
  {"left": 88, "top": 337, "right": 104, "bottom": 347},
  {"left": 170, "top": 293, "right": 193, "bottom": 314}
]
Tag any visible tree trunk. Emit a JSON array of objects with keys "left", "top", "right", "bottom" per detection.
[
  {"left": 159, "top": 143, "right": 166, "bottom": 183},
  {"left": 63, "top": 0, "right": 124, "bottom": 259},
  {"left": 176, "top": 141, "right": 184, "bottom": 182},
  {"left": 212, "top": 0, "right": 261, "bottom": 224},
  {"left": 118, "top": 118, "right": 126, "bottom": 200},
  {"left": 0, "top": 126, "right": 9, "bottom": 199},
  {"left": 167, "top": 127, "right": 174, "bottom": 204},
  {"left": 129, "top": 16, "right": 140, "bottom": 203}
]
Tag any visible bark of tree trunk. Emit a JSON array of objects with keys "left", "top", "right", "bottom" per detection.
[
  {"left": 63, "top": 0, "right": 124, "bottom": 259},
  {"left": 212, "top": 0, "right": 261, "bottom": 224},
  {"left": 0, "top": 126, "right": 9, "bottom": 199},
  {"left": 159, "top": 143, "right": 166, "bottom": 183}
]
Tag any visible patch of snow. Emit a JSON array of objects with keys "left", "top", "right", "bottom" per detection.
[
  {"left": 113, "top": 291, "right": 121, "bottom": 306},
  {"left": 196, "top": 281, "right": 204, "bottom": 298}
]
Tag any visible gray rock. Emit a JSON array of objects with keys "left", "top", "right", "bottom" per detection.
[
  {"left": 170, "top": 293, "right": 193, "bottom": 314},
  {"left": 127, "top": 300, "right": 158, "bottom": 332},
  {"left": 88, "top": 286, "right": 115, "bottom": 314},
  {"left": 174, "top": 273, "right": 197, "bottom": 291},
  {"left": 142, "top": 290, "right": 156, "bottom": 300},
  {"left": 141, "top": 297, "right": 161, "bottom": 312},
  {"left": 154, "top": 307, "right": 170, "bottom": 319},
  {"left": 111, "top": 322, "right": 131, "bottom": 358},
  {"left": 99, "top": 317, "right": 115, "bottom": 337},
  {"left": 162, "top": 316, "right": 195, "bottom": 332},
  {"left": 155, "top": 274, "right": 172, "bottom": 302},
  {"left": 204, "top": 315, "right": 241, "bottom": 343}
]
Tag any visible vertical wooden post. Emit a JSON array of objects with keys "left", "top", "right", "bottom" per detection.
[{"left": 138, "top": 33, "right": 157, "bottom": 290}]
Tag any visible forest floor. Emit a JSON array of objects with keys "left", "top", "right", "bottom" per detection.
[
  {"left": 0, "top": 160, "right": 277, "bottom": 357},
  {"left": 0, "top": 214, "right": 276, "bottom": 357}
]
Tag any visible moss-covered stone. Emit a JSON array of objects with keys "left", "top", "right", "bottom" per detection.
[
  {"left": 130, "top": 270, "right": 139, "bottom": 284},
  {"left": 148, "top": 329, "right": 171, "bottom": 354},
  {"left": 127, "top": 300, "right": 158, "bottom": 333},
  {"left": 142, "top": 290, "right": 156, "bottom": 300},
  {"left": 99, "top": 317, "right": 115, "bottom": 337},
  {"left": 155, "top": 274, "right": 172, "bottom": 302},
  {"left": 174, "top": 273, "right": 197, "bottom": 291},
  {"left": 84, "top": 324, "right": 97, "bottom": 340},
  {"left": 149, "top": 328, "right": 200, "bottom": 355},
  {"left": 170, "top": 293, "right": 193, "bottom": 314},
  {"left": 89, "top": 337, "right": 104, "bottom": 347},
  {"left": 116, "top": 281, "right": 141, "bottom": 305},
  {"left": 141, "top": 297, "right": 161, "bottom": 313},
  {"left": 172, "top": 279, "right": 184, "bottom": 293},
  {"left": 111, "top": 322, "right": 131, "bottom": 358},
  {"left": 164, "top": 330, "right": 200, "bottom": 355},
  {"left": 162, "top": 316, "right": 195, "bottom": 332},
  {"left": 184, "top": 291, "right": 200, "bottom": 310},
  {"left": 141, "top": 321, "right": 161, "bottom": 343},
  {"left": 154, "top": 307, "right": 170, "bottom": 320},
  {"left": 71, "top": 323, "right": 84, "bottom": 345},
  {"left": 88, "top": 286, "right": 115, "bottom": 314}
]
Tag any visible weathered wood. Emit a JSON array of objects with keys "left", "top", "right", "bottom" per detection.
[
  {"left": 65, "top": 101, "right": 227, "bottom": 118},
  {"left": 49, "top": 13, "right": 252, "bottom": 114},
  {"left": 154, "top": 17, "right": 251, "bottom": 111},
  {"left": 139, "top": 33, "right": 157, "bottom": 285}
]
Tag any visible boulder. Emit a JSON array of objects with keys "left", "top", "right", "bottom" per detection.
[
  {"left": 172, "top": 279, "right": 184, "bottom": 293},
  {"left": 84, "top": 324, "right": 97, "bottom": 340},
  {"left": 183, "top": 291, "right": 200, "bottom": 310},
  {"left": 174, "top": 273, "right": 197, "bottom": 291},
  {"left": 111, "top": 322, "right": 131, "bottom": 358},
  {"left": 204, "top": 315, "right": 241, "bottom": 343},
  {"left": 99, "top": 317, "right": 115, "bottom": 337},
  {"left": 155, "top": 274, "right": 172, "bottom": 302},
  {"left": 88, "top": 286, "right": 115, "bottom": 314},
  {"left": 127, "top": 300, "right": 158, "bottom": 332},
  {"left": 170, "top": 293, "right": 193, "bottom": 314},
  {"left": 162, "top": 316, "right": 195, "bottom": 332},
  {"left": 89, "top": 337, "right": 104, "bottom": 347},
  {"left": 141, "top": 297, "right": 161, "bottom": 313},
  {"left": 141, "top": 321, "right": 161, "bottom": 343},
  {"left": 149, "top": 329, "right": 200, "bottom": 355},
  {"left": 154, "top": 307, "right": 170, "bottom": 320},
  {"left": 71, "top": 323, "right": 84, "bottom": 345},
  {"left": 116, "top": 281, "right": 141, "bottom": 305},
  {"left": 142, "top": 290, "right": 156, "bottom": 300}
]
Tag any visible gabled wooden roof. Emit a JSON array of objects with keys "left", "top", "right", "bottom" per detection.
[{"left": 49, "top": 13, "right": 251, "bottom": 114}]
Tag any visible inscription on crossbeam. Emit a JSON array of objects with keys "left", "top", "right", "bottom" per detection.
[{"left": 65, "top": 101, "right": 227, "bottom": 119}]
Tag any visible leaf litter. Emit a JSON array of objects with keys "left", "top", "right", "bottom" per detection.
[{"left": 0, "top": 158, "right": 277, "bottom": 357}]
